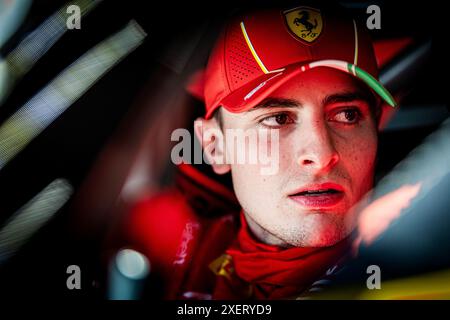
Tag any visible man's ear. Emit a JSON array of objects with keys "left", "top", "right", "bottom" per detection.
[{"left": 193, "top": 117, "right": 231, "bottom": 175}]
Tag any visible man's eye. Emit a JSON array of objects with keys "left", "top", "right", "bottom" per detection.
[
  {"left": 260, "top": 113, "right": 294, "bottom": 127},
  {"left": 330, "top": 108, "right": 362, "bottom": 124}
]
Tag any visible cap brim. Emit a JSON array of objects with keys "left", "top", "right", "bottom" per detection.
[{"left": 210, "top": 59, "right": 396, "bottom": 119}]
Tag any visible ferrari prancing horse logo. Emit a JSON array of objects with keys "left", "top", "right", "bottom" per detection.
[{"left": 284, "top": 7, "right": 323, "bottom": 43}]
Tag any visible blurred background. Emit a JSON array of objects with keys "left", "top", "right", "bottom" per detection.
[{"left": 0, "top": 0, "right": 448, "bottom": 299}]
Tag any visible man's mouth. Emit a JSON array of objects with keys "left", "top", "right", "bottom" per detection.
[
  {"left": 294, "top": 189, "right": 341, "bottom": 196},
  {"left": 289, "top": 183, "right": 345, "bottom": 208}
]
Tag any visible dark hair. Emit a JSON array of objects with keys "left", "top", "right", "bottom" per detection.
[
  {"left": 360, "top": 87, "right": 382, "bottom": 127},
  {"left": 213, "top": 107, "right": 223, "bottom": 129}
]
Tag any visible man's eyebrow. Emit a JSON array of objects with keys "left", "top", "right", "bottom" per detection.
[
  {"left": 322, "top": 91, "right": 373, "bottom": 106},
  {"left": 247, "top": 98, "right": 301, "bottom": 112}
]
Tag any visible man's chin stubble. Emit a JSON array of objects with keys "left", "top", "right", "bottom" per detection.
[{"left": 244, "top": 209, "right": 351, "bottom": 248}]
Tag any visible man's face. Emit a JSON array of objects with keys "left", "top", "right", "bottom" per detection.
[{"left": 218, "top": 67, "right": 378, "bottom": 247}]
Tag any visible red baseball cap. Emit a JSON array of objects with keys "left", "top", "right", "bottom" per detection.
[{"left": 203, "top": 4, "right": 397, "bottom": 119}]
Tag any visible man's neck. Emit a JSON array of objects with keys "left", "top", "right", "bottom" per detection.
[{"left": 242, "top": 211, "right": 293, "bottom": 248}]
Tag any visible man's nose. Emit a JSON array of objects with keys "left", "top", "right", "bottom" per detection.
[{"left": 296, "top": 123, "right": 339, "bottom": 174}]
